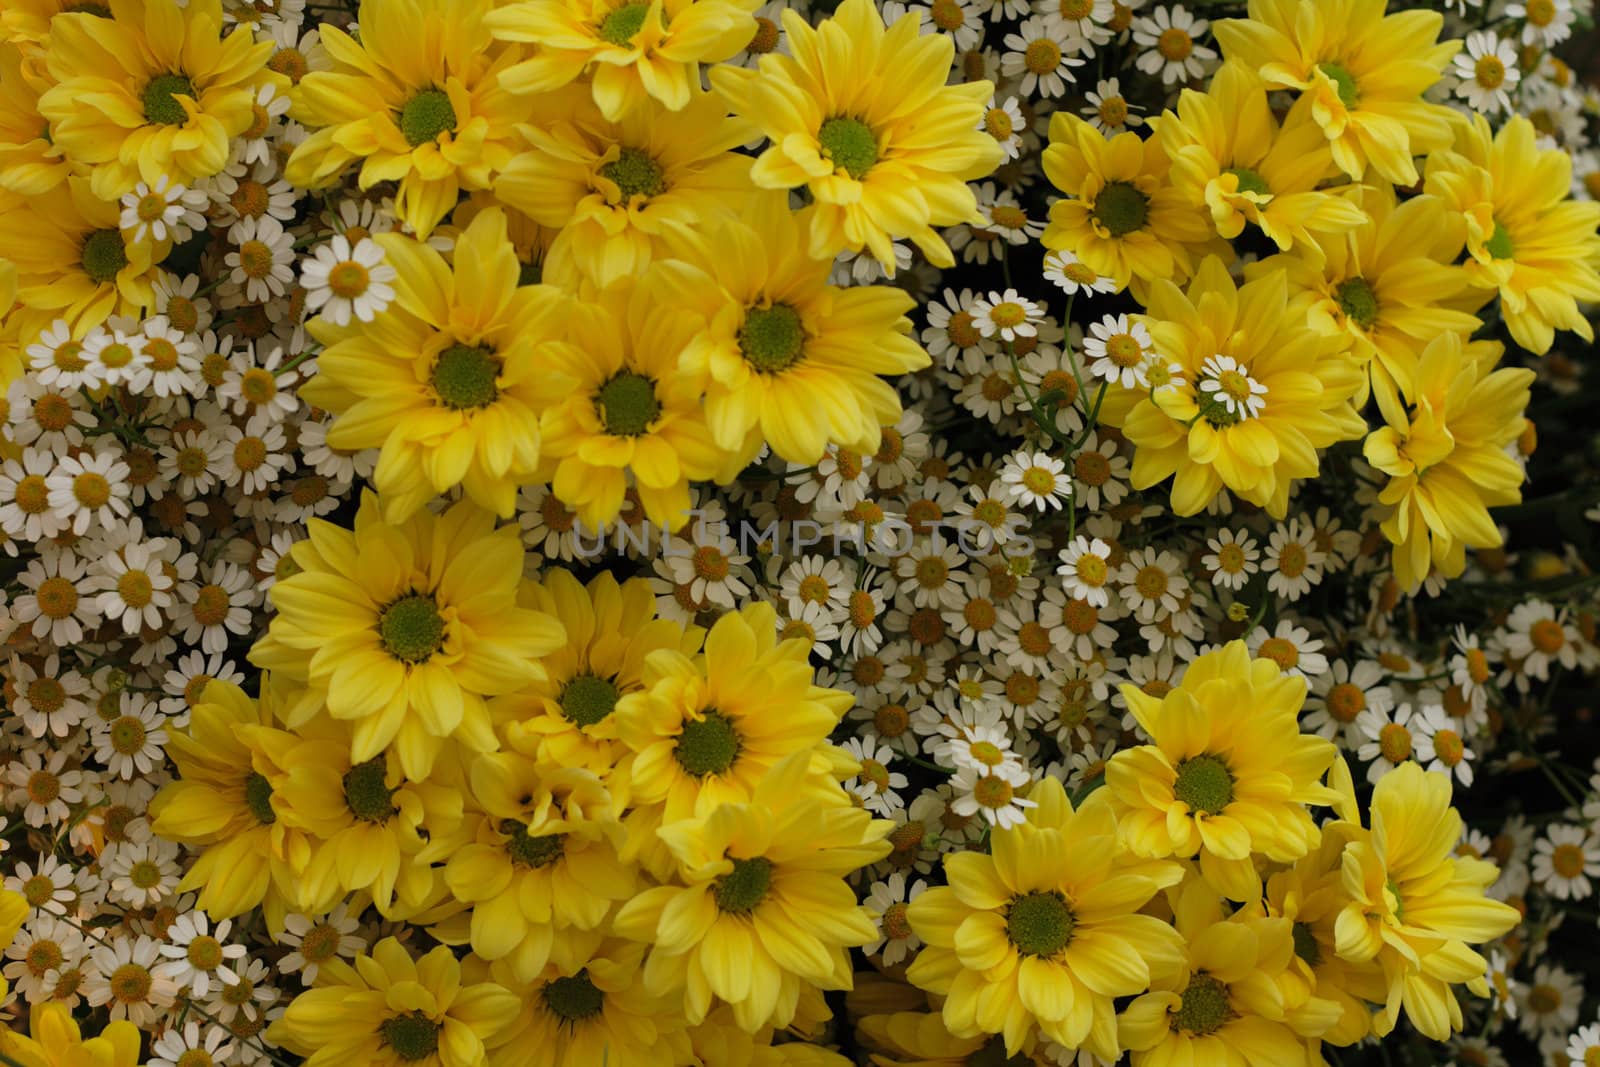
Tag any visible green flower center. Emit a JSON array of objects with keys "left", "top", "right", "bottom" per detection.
[
  {"left": 543, "top": 971, "right": 605, "bottom": 1021},
  {"left": 560, "top": 673, "right": 620, "bottom": 727},
  {"left": 244, "top": 772, "right": 276, "bottom": 825},
  {"left": 674, "top": 710, "right": 741, "bottom": 776},
  {"left": 1292, "top": 922, "right": 1321, "bottom": 967},
  {"left": 1318, "top": 62, "right": 1359, "bottom": 108},
  {"left": 817, "top": 117, "right": 879, "bottom": 180},
  {"left": 343, "top": 758, "right": 397, "bottom": 823},
  {"left": 380, "top": 594, "right": 446, "bottom": 664},
  {"left": 1485, "top": 220, "right": 1516, "bottom": 259},
  {"left": 1172, "top": 974, "right": 1233, "bottom": 1035},
  {"left": 1172, "top": 754, "right": 1234, "bottom": 815},
  {"left": 714, "top": 856, "right": 773, "bottom": 913},
  {"left": 599, "top": 147, "right": 666, "bottom": 200},
  {"left": 142, "top": 73, "right": 195, "bottom": 126},
  {"left": 1092, "top": 181, "right": 1149, "bottom": 237},
  {"left": 1223, "top": 166, "right": 1270, "bottom": 197},
  {"left": 430, "top": 344, "right": 500, "bottom": 410},
  {"left": 81, "top": 229, "right": 128, "bottom": 284},
  {"left": 399, "top": 89, "right": 457, "bottom": 147},
  {"left": 379, "top": 1011, "right": 440, "bottom": 1061},
  {"left": 597, "top": 372, "right": 660, "bottom": 436},
  {"left": 739, "top": 303, "right": 806, "bottom": 373},
  {"left": 1005, "top": 891, "right": 1076, "bottom": 957},
  {"left": 598, "top": 2, "right": 651, "bottom": 45},
  {"left": 1335, "top": 276, "right": 1379, "bottom": 329},
  {"left": 500, "top": 820, "right": 566, "bottom": 869}
]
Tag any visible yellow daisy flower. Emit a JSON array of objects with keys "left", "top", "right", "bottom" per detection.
[
  {"left": 2, "top": 1003, "right": 143, "bottom": 1067},
  {"left": 905, "top": 778, "right": 1185, "bottom": 1061},
  {"left": 38, "top": 0, "right": 277, "bottom": 199},
  {"left": 1108, "top": 641, "right": 1342, "bottom": 901},
  {"left": 709, "top": 0, "right": 1003, "bottom": 271},
  {"left": 614, "top": 601, "right": 849, "bottom": 825},
  {"left": 301, "top": 208, "right": 569, "bottom": 523},
  {"left": 488, "top": 0, "right": 760, "bottom": 122},
  {"left": 856, "top": 1011, "right": 1051, "bottom": 1066},
  {"left": 1213, "top": 0, "right": 1459, "bottom": 185},
  {"left": 1362, "top": 331, "right": 1533, "bottom": 594},
  {"left": 495, "top": 567, "right": 703, "bottom": 777},
  {"left": 1252, "top": 184, "right": 1484, "bottom": 419},
  {"left": 1157, "top": 61, "right": 1366, "bottom": 255},
  {"left": 270, "top": 938, "right": 522, "bottom": 1067},
  {"left": 146, "top": 676, "right": 309, "bottom": 924},
  {"left": 657, "top": 198, "right": 930, "bottom": 466},
  {"left": 614, "top": 750, "right": 890, "bottom": 1031},
  {"left": 495, "top": 87, "right": 761, "bottom": 289},
  {"left": 1105, "top": 256, "right": 1366, "bottom": 517},
  {"left": 537, "top": 271, "right": 729, "bottom": 530},
  {"left": 284, "top": 0, "right": 532, "bottom": 238},
  {"left": 1041, "top": 114, "right": 1218, "bottom": 298},
  {"left": 250, "top": 492, "right": 565, "bottom": 779},
  {"left": 1424, "top": 113, "right": 1600, "bottom": 355},
  {"left": 443, "top": 754, "right": 635, "bottom": 982},
  {"left": 0, "top": 42, "right": 70, "bottom": 195},
  {"left": 1332, "top": 762, "right": 1520, "bottom": 1041}
]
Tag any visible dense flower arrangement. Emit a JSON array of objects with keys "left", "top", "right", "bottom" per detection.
[{"left": 2, "top": 0, "right": 1600, "bottom": 1064}]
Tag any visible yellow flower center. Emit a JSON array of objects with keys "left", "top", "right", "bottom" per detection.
[
  {"left": 1552, "top": 843, "right": 1586, "bottom": 879},
  {"left": 1098, "top": 96, "right": 1129, "bottom": 126},
  {"left": 1326, "top": 682, "right": 1366, "bottom": 723},
  {"left": 27, "top": 676, "right": 66, "bottom": 712},
  {"left": 747, "top": 16, "right": 779, "bottom": 52},
  {"left": 232, "top": 436, "right": 266, "bottom": 472},
  {"left": 1024, "top": 37, "right": 1061, "bottom": 74},
  {"left": 326, "top": 261, "right": 371, "bottom": 299},
  {"left": 1525, "top": 0, "right": 1555, "bottom": 25},
  {"left": 1432, "top": 729, "right": 1464, "bottom": 766},
  {"left": 237, "top": 241, "right": 274, "bottom": 279},
  {"left": 984, "top": 107, "right": 1015, "bottom": 139},
  {"left": 1530, "top": 618, "right": 1566, "bottom": 654},
  {"left": 1157, "top": 27, "right": 1193, "bottom": 60},
  {"left": 972, "top": 773, "right": 1014, "bottom": 808},
  {"left": 109, "top": 963, "right": 153, "bottom": 1003},
  {"left": 930, "top": 0, "right": 966, "bottom": 30},
  {"left": 1474, "top": 55, "right": 1506, "bottom": 89},
  {"left": 1256, "top": 636, "right": 1299, "bottom": 671},
  {"left": 1378, "top": 722, "right": 1412, "bottom": 763},
  {"left": 35, "top": 577, "right": 78, "bottom": 619},
  {"left": 1276, "top": 543, "right": 1308, "bottom": 579}
]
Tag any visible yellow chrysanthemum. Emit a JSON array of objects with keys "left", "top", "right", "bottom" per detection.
[
  {"left": 1, "top": 177, "right": 163, "bottom": 334},
  {"left": 38, "top": 0, "right": 277, "bottom": 199},
  {"left": 250, "top": 492, "right": 565, "bottom": 779},
  {"left": 1424, "top": 113, "right": 1600, "bottom": 356},
  {"left": 270, "top": 938, "right": 522, "bottom": 1067},
  {"left": 301, "top": 208, "right": 569, "bottom": 523},
  {"left": 1, "top": 1003, "right": 143, "bottom": 1067},
  {"left": 1118, "top": 880, "right": 1308, "bottom": 1067},
  {"left": 495, "top": 567, "right": 703, "bottom": 777},
  {"left": 1104, "top": 256, "right": 1365, "bottom": 517},
  {"left": 487, "top": 0, "right": 760, "bottom": 122},
  {"left": 1213, "top": 0, "right": 1458, "bottom": 186},
  {"left": 1332, "top": 762, "right": 1520, "bottom": 1041},
  {"left": 904, "top": 778, "right": 1184, "bottom": 1060},
  {"left": 657, "top": 198, "right": 930, "bottom": 466},
  {"left": 0, "top": 42, "right": 70, "bottom": 195},
  {"left": 615, "top": 602, "right": 849, "bottom": 826},
  {"left": 1157, "top": 61, "right": 1366, "bottom": 255},
  {"left": 710, "top": 0, "right": 1003, "bottom": 271},
  {"left": 443, "top": 754, "right": 634, "bottom": 981},
  {"left": 615, "top": 751, "right": 890, "bottom": 1031},
  {"left": 495, "top": 87, "right": 760, "bottom": 289},
  {"left": 1252, "top": 185, "right": 1483, "bottom": 418},
  {"left": 1362, "top": 331, "right": 1532, "bottom": 594},
  {"left": 537, "top": 271, "right": 729, "bottom": 530},
  {"left": 856, "top": 1011, "right": 1052, "bottom": 1066},
  {"left": 146, "top": 676, "right": 310, "bottom": 924},
  {"left": 1041, "top": 114, "right": 1218, "bottom": 298},
  {"left": 284, "top": 0, "right": 531, "bottom": 238},
  {"left": 487, "top": 940, "right": 694, "bottom": 1067},
  {"left": 1108, "top": 641, "right": 1342, "bottom": 901}
]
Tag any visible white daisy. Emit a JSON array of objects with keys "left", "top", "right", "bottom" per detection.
[{"left": 301, "top": 234, "right": 398, "bottom": 326}]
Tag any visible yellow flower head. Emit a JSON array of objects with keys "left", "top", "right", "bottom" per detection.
[
  {"left": 658, "top": 197, "right": 930, "bottom": 466},
  {"left": 0, "top": 42, "right": 71, "bottom": 196},
  {"left": 2, "top": 1003, "right": 143, "bottom": 1067},
  {"left": 1332, "top": 762, "right": 1520, "bottom": 1041},
  {"left": 271, "top": 938, "right": 522, "bottom": 1067},
  {"left": 1042, "top": 114, "right": 1217, "bottom": 298},
  {"left": 710, "top": 0, "right": 1003, "bottom": 272},
  {"left": 496, "top": 87, "right": 762, "bottom": 289},
  {"left": 1108, "top": 257, "right": 1366, "bottom": 517},
  {"left": 1157, "top": 60, "right": 1366, "bottom": 255},
  {"left": 1424, "top": 113, "right": 1600, "bottom": 355},
  {"left": 1109, "top": 641, "right": 1342, "bottom": 901},
  {"left": 38, "top": 0, "right": 278, "bottom": 199},
  {"left": 905, "top": 779, "right": 1184, "bottom": 1061},
  {"left": 614, "top": 750, "right": 890, "bottom": 1031},
  {"left": 285, "top": 0, "right": 531, "bottom": 237},
  {"left": 251, "top": 491, "right": 565, "bottom": 779},
  {"left": 1213, "top": 0, "right": 1459, "bottom": 185},
  {"left": 488, "top": 0, "right": 761, "bottom": 122},
  {"left": 1363, "top": 331, "right": 1533, "bottom": 594},
  {"left": 302, "top": 208, "right": 570, "bottom": 523}
]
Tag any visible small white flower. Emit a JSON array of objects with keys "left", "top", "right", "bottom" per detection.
[
  {"left": 1452, "top": 31, "right": 1520, "bottom": 115},
  {"left": 1197, "top": 354, "right": 1267, "bottom": 421},
  {"left": 119, "top": 175, "right": 206, "bottom": 243},
  {"left": 1000, "top": 17, "right": 1084, "bottom": 98},
  {"left": 301, "top": 234, "right": 398, "bottom": 326},
  {"left": 971, "top": 288, "right": 1044, "bottom": 342},
  {"left": 1056, "top": 535, "right": 1114, "bottom": 607},
  {"left": 999, "top": 449, "right": 1071, "bottom": 511},
  {"left": 1084, "top": 314, "right": 1154, "bottom": 388},
  {"left": 1133, "top": 4, "right": 1216, "bottom": 85}
]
